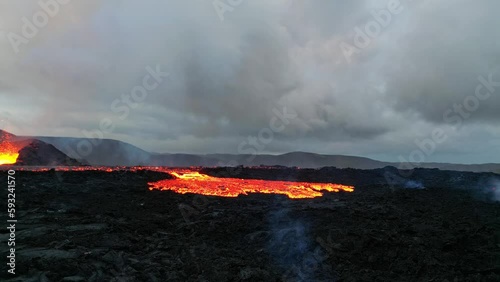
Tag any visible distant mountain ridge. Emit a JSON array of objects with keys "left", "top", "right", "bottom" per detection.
[{"left": 4, "top": 131, "right": 500, "bottom": 173}]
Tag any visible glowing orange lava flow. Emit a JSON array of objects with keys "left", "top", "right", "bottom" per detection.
[
  {"left": 149, "top": 169, "right": 354, "bottom": 199},
  {"left": 0, "top": 166, "right": 355, "bottom": 199},
  {"left": 0, "top": 140, "right": 20, "bottom": 165}
]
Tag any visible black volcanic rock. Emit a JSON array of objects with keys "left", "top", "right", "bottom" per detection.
[
  {"left": 1, "top": 129, "right": 34, "bottom": 150},
  {"left": 2, "top": 168, "right": 499, "bottom": 281},
  {"left": 15, "top": 140, "right": 82, "bottom": 166},
  {"left": 0, "top": 129, "right": 16, "bottom": 141}
]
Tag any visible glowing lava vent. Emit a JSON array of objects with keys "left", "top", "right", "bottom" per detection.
[
  {"left": 0, "top": 136, "right": 20, "bottom": 165},
  {"left": 149, "top": 169, "right": 354, "bottom": 199}
]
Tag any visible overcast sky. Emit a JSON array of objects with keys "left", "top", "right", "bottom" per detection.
[{"left": 1, "top": 0, "right": 499, "bottom": 164}]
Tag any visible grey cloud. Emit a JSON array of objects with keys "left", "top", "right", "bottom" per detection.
[
  {"left": 0, "top": 0, "right": 499, "bottom": 163},
  {"left": 382, "top": 0, "right": 500, "bottom": 124}
]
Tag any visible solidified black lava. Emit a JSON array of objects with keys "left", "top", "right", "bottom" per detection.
[
  {"left": 15, "top": 140, "right": 82, "bottom": 166},
  {"left": 0, "top": 167, "right": 499, "bottom": 281}
]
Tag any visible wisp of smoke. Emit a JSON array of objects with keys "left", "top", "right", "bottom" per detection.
[
  {"left": 404, "top": 180, "right": 425, "bottom": 189},
  {"left": 473, "top": 177, "right": 500, "bottom": 202},
  {"left": 267, "top": 209, "right": 312, "bottom": 280},
  {"left": 489, "top": 179, "right": 500, "bottom": 202}
]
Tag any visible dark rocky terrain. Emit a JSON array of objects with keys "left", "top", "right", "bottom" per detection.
[
  {"left": 15, "top": 140, "right": 82, "bottom": 166},
  {"left": 0, "top": 167, "right": 499, "bottom": 281}
]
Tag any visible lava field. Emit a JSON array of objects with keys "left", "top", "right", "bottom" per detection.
[{"left": 1, "top": 166, "right": 499, "bottom": 281}]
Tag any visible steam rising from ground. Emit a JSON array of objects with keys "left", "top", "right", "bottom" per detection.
[
  {"left": 404, "top": 180, "right": 425, "bottom": 190},
  {"left": 487, "top": 179, "right": 500, "bottom": 202},
  {"left": 266, "top": 206, "right": 336, "bottom": 281},
  {"left": 267, "top": 209, "right": 312, "bottom": 279},
  {"left": 471, "top": 177, "right": 500, "bottom": 202}
]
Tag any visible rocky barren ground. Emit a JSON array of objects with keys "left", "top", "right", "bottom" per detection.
[{"left": 1, "top": 167, "right": 499, "bottom": 282}]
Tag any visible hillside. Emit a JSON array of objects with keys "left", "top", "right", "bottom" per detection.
[{"left": 20, "top": 134, "right": 500, "bottom": 173}]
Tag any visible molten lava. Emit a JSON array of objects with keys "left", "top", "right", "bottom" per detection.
[
  {"left": 0, "top": 139, "right": 20, "bottom": 165},
  {"left": 149, "top": 169, "right": 354, "bottom": 199},
  {"left": 3, "top": 166, "right": 354, "bottom": 199}
]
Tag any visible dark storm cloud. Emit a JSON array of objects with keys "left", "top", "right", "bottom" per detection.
[
  {"left": 0, "top": 0, "right": 499, "bottom": 162},
  {"left": 381, "top": 0, "right": 500, "bottom": 124},
  {"left": 179, "top": 29, "right": 300, "bottom": 137}
]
